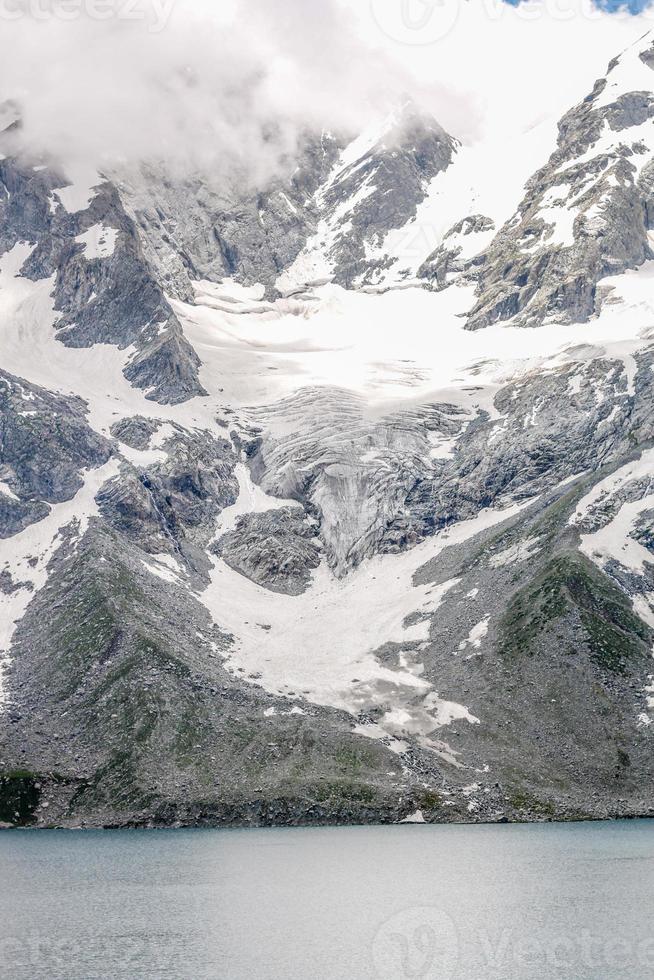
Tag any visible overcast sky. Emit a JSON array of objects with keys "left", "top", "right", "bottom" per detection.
[{"left": 1, "top": 0, "right": 652, "bottom": 179}]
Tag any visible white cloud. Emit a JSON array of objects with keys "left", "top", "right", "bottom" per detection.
[
  {"left": 347, "top": 0, "right": 654, "bottom": 141},
  {"left": 0, "top": 0, "right": 652, "bottom": 183},
  {"left": 0, "top": 0, "right": 407, "bottom": 181}
]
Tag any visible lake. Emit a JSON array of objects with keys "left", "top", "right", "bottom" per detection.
[{"left": 1, "top": 821, "right": 653, "bottom": 979}]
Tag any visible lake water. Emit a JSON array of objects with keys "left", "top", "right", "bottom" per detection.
[{"left": 1, "top": 821, "right": 653, "bottom": 979}]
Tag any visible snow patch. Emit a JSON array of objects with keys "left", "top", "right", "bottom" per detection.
[
  {"left": 0, "top": 481, "right": 19, "bottom": 501},
  {"left": 75, "top": 223, "right": 118, "bottom": 259},
  {"left": 54, "top": 166, "right": 101, "bottom": 213},
  {"left": 0, "top": 244, "right": 221, "bottom": 439},
  {"left": 490, "top": 536, "right": 542, "bottom": 568},
  {"left": 199, "top": 497, "right": 525, "bottom": 749},
  {"left": 140, "top": 553, "right": 183, "bottom": 584},
  {"left": 177, "top": 259, "right": 654, "bottom": 423},
  {"left": 580, "top": 494, "right": 654, "bottom": 573},
  {"left": 400, "top": 809, "right": 426, "bottom": 824},
  {"left": 214, "top": 463, "right": 300, "bottom": 538},
  {"left": 458, "top": 617, "right": 490, "bottom": 656}
]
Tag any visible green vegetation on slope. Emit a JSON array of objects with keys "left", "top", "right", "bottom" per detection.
[{"left": 501, "top": 552, "right": 652, "bottom": 672}]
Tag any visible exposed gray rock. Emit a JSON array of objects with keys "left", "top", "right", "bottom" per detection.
[
  {"left": 399, "top": 354, "right": 643, "bottom": 540},
  {"left": 113, "top": 130, "right": 344, "bottom": 299},
  {"left": 634, "top": 510, "right": 654, "bottom": 554},
  {"left": 246, "top": 386, "right": 469, "bottom": 574},
  {"left": 109, "top": 416, "right": 162, "bottom": 451},
  {"left": 0, "top": 570, "right": 32, "bottom": 595},
  {"left": 331, "top": 112, "right": 456, "bottom": 285},
  {"left": 466, "top": 38, "right": 654, "bottom": 330},
  {"left": 297, "top": 106, "right": 458, "bottom": 288},
  {"left": 0, "top": 152, "right": 206, "bottom": 404},
  {"left": 640, "top": 44, "right": 654, "bottom": 71},
  {"left": 417, "top": 214, "right": 494, "bottom": 288},
  {"left": 607, "top": 91, "right": 654, "bottom": 131},
  {"left": 0, "top": 369, "right": 111, "bottom": 537},
  {"left": 123, "top": 319, "right": 205, "bottom": 405},
  {"left": 215, "top": 506, "right": 322, "bottom": 594},
  {"left": 97, "top": 427, "right": 239, "bottom": 578}
]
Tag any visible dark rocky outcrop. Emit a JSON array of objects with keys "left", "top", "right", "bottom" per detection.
[
  {"left": 215, "top": 506, "right": 322, "bottom": 594},
  {"left": 0, "top": 370, "right": 111, "bottom": 537},
  {"left": 0, "top": 152, "right": 206, "bottom": 404},
  {"left": 466, "top": 37, "right": 654, "bottom": 330}
]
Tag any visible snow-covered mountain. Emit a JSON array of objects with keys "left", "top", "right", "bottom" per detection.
[
  {"left": 467, "top": 31, "right": 654, "bottom": 329},
  {"left": 2, "top": 33, "right": 654, "bottom": 828}
]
